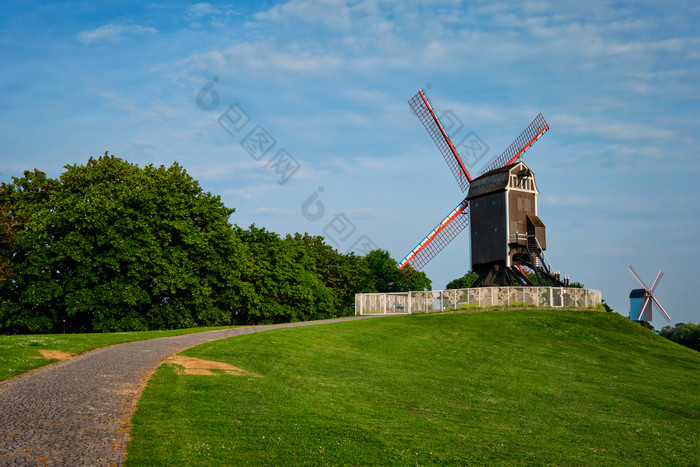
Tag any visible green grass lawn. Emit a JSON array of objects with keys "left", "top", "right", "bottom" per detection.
[
  {"left": 0, "top": 326, "right": 230, "bottom": 382},
  {"left": 126, "top": 310, "right": 700, "bottom": 465}
]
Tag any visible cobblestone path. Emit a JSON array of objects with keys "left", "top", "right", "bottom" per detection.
[{"left": 0, "top": 316, "right": 372, "bottom": 466}]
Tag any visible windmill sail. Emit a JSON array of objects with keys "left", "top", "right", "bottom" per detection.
[
  {"left": 397, "top": 200, "right": 469, "bottom": 271},
  {"left": 480, "top": 113, "right": 549, "bottom": 175},
  {"left": 408, "top": 90, "right": 472, "bottom": 192},
  {"left": 648, "top": 293, "right": 671, "bottom": 321},
  {"left": 628, "top": 265, "right": 650, "bottom": 290}
]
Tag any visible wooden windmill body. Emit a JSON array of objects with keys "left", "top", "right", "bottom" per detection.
[{"left": 466, "top": 162, "right": 553, "bottom": 286}]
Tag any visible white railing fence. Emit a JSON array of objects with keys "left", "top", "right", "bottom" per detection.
[{"left": 355, "top": 287, "right": 602, "bottom": 315}]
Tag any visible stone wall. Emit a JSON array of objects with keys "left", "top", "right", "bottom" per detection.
[{"left": 355, "top": 287, "right": 602, "bottom": 315}]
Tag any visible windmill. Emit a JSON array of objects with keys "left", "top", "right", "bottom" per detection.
[
  {"left": 396, "top": 89, "right": 567, "bottom": 287},
  {"left": 628, "top": 266, "right": 671, "bottom": 327}
]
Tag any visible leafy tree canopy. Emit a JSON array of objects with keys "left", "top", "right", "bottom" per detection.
[
  {"left": 359, "top": 250, "right": 431, "bottom": 293},
  {"left": 446, "top": 271, "right": 479, "bottom": 289},
  {"left": 0, "top": 154, "right": 247, "bottom": 333},
  {"left": 659, "top": 323, "right": 699, "bottom": 352},
  {"left": 231, "top": 226, "right": 338, "bottom": 324},
  {"left": 283, "top": 233, "right": 367, "bottom": 316},
  {"left": 0, "top": 183, "right": 25, "bottom": 283}
]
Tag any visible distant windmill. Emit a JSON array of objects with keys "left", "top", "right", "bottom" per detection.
[
  {"left": 628, "top": 266, "right": 671, "bottom": 327},
  {"left": 397, "top": 89, "right": 567, "bottom": 286}
]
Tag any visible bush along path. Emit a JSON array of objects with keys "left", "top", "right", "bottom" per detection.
[{"left": 0, "top": 317, "right": 373, "bottom": 465}]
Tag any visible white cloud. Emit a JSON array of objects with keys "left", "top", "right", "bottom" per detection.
[
  {"left": 553, "top": 114, "right": 675, "bottom": 141},
  {"left": 249, "top": 206, "right": 299, "bottom": 216},
  {"left": 78, "top": 24, "right": 157, "bottom": 45},
  {"left": 188, "top": 160, "right": 267, "bottom": 182},
  {"left": 186, "top": 3, "right": 239, "bottom": 28},
  {"left": 93, "top": 90, "right": 183, "bottom": 122},
  {"left": 170, "top": 44, "right": 341, "bottom": 76},
  {"left": 220, "top": 182, "right": 282, "bottom": 201},
  {"left": 323, "top": 153, "right": 435, "bottom": 176},
  {"left": 188, "top": 3, "right": 221, "bottom": 18},
  {"left": 163, "top": 0, "right": 696, "bottom": 96},
  {"left": 606, "top": 144, "right": 670, "bottom": 163},
  {"left": 254, "top": 0, "right": 354, "bottom": 31}
]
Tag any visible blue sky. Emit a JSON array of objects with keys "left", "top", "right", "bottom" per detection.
[{"left": 1, "top": 1, "right": 698, "bottom": 326}]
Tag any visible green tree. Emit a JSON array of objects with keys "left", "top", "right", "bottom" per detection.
[
  {"left": 0, "top": 169, "right": 62, "bottom": 332},
  {"left": 446, "top": 271, "right": 479, "bottom": 289},
  {"left": 284, "top": 233, "right": 368, "bottom": 316},
  {"left": 0, "top": 154, "right": 249, "bottom": 333},
  {"left": 659, "top": 323, "right": 699, "bottom": 351},
  {"left": 232, "top": 226, "right": 336, "bottom": 324},
  {"left": 0, "top": 188, "right": 25, "bottom": 283},
  {"left": 359, "top": 250, "right": 431, "bottom": 293}
]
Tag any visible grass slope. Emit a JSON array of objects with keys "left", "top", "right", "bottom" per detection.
[
  {"left": 127, "top": 310, "right": 700, "bottom": 465},
  {"left": 0, "top": 327, "right": 230, "bottom": 382}
]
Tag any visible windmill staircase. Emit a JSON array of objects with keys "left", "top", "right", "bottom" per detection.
[{"left": 523, "top": 235, "right": 567, "bottom": 287}]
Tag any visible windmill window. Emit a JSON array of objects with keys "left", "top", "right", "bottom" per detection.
[
  {"left": 511, "top": 175, "right": 533, "bottom": 191},
  {"left": 517, "top": 197, "right": 531, "bottom": 212}
]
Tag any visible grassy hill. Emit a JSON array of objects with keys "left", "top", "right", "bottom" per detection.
[{"left": 127, "top": 310, "right": 700, "bottom": 465}]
